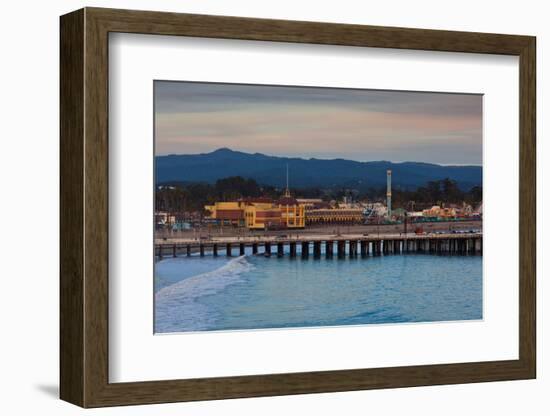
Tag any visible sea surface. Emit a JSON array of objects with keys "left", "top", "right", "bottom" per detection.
[{"left": 154, "top": 247, "right": 482, "bottom": 333}]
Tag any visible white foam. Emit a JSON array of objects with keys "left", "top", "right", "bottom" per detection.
[{"left": 154, "top": 256, "right": 254, "bottom": 332}]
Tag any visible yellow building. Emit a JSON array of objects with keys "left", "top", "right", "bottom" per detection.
[
  {"left": 204, "top": 201, "right": 247, "bottom": 227},
  {"left": 305, "top": 208, "right": 364, "bottom": 225},
  {"left": 278, "top": 195, "right": 306, "bottom": 229},
  {"left": 244, "top": 201, "right": 283, "bottom": 230},
  {"left": 205, "top": 196, "right": 305, "bottom": 230},
  {"left": 275, "top": 167, "right": 305, "bottom": 229},
  {"left": 296, "top": 198, "right": 324, "bottom": 209}
]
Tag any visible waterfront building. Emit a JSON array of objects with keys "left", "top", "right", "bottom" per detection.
[
  {"left": 296, "top": 198, "right": 328, "bottom": 209},
  {"left": 278, "top": 195, "right": 306, "bottom": 228},
  {"left": 446, "top": 203, "right": 474, "bottom": 218},
  {"left": 205, "top": 196, "right": 305, "bottom": 230},
  {"left": 305, "top": 208, "right": 364, "bottom": 225},
  {"left": 206, "top": 165, "right": 307, "bottom": 230},
  {"left": 422, "top": 205, "right": 457, "bottom": 219},
  {"left": 244, "top": 199, "right": 284, "bottom": 230},
  {"left": 204, "top": 201, "right": 247, "bottom": 227},
  {"left": 155, "top": 211, "right": 176, "bottom": 227}
]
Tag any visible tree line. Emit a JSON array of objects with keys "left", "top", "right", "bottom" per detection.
[
  {"left": 155, "top": 176, "right": 482, "bottom": 214},
  {"left": 367, "top": 178, "right": 482, "bottom": 209}
]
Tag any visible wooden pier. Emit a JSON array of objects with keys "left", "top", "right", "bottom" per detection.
[{"left": 155, "top": 232, "right": 482, "bottom": 259}]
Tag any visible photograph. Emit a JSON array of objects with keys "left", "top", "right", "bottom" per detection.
[
  {"left": 51, "top": 4, "right": 539, "bottom": 410},
  {"left": 153, "top": 81, "right": 483, "bottom": 334}
]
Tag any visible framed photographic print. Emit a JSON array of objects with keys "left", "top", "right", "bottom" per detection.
[{"left": 60, "top": 7, "right": 536, "bottom": 408}]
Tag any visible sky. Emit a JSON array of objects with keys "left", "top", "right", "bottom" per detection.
[{"left": 154, "top": 81, "right": 482, "bottom": 166}]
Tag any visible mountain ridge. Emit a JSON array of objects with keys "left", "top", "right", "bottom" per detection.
[{"left": 156, "top": 148, "right": 482, "bottom": 191}]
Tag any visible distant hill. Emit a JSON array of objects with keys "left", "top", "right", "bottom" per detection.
[{"left": 155, "top": 148, "right": 482, "bottom": 191}]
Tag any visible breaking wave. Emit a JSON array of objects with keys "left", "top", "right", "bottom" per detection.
[{"left": 154, "top": 255, "right": 254, "bottom": 332}]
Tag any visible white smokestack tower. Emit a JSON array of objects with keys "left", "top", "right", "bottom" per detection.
[{"left": 386, "top": 169, "right": 392, "bottom": 218}]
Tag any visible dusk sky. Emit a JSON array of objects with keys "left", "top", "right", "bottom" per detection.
[{"left": 154, "top": 81, "right": 482, "bottom": 166}]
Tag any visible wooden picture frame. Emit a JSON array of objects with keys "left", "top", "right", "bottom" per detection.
[{"left": 60, "top": 7, "right": 536, "bottom": 408}]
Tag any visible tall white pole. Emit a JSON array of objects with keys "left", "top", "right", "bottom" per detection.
[
  {"left": 386, "top": 169, "right": 392, "bottom": 218},
  {"left": 286, "top": 163, "right": 289, "bottom": 193},
  {"left": 285, "top": 163, "right": 290, "bottom": 197}
]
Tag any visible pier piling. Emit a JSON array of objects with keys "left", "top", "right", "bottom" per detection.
[
  {"left": 337, "top": 240, "right": 345, "bottom": 258},
  {"left": 349, "top": 240, "right": 358, "bottom": 257},
  {"left": 156, "top": 233, "right": 482, "bottom": 261},
  {"left": 373, "top": 241, "right": 379, "bottom": 256},
  {"left": 313, "top": 241, "right": 321, "bottom": 258},
  {"left": 301, "top": 241, "right": 309, "bottom": 259},
  {"left": 277, "top": 242, "right": 284, "bottom": 257},
  {"left": 360, "top": 240, "right": 368, "bottom": 257},
  {"left": 326, "top": 241, "right": 333, "bottom": 258},
  {"left": 290, "top": 242, "right": 297, "bottom": 258}
]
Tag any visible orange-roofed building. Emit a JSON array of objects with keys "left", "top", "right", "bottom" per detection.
[{"left": 205, "top": 195, "right": 305, "bottom": 230}]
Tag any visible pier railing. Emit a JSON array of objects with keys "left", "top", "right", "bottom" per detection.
[{"left": 154, "top": 232, "right": 482, "bottom": 259}]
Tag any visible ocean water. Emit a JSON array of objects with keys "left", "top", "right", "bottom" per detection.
[{"left": 154, "top": 247, "right": 482, "bottom": 333}]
